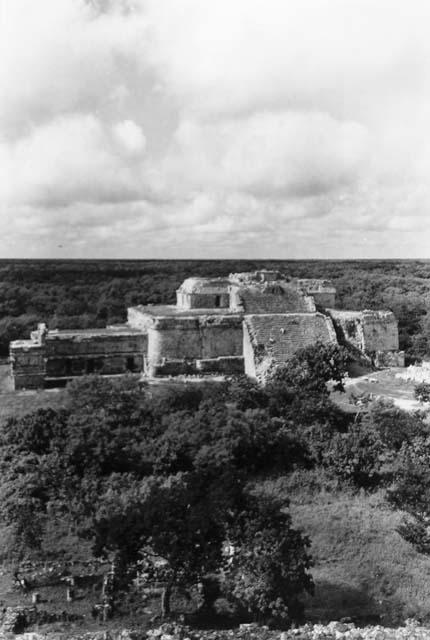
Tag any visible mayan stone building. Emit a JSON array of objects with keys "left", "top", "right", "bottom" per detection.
[{"left": 9, "top": 270, "right": 404, "bottom": 389}]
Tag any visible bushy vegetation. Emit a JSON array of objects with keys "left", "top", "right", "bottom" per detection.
[
  {"left": 2, "top": 335, "right": 430, "bottom": 625},
  {"left": 414, "top": 382, "right": 430, "bottom": 403}
]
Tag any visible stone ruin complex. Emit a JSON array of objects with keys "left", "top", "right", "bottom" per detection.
[{"left": 9, "top": 270, "right": 404, "bottom": 390}]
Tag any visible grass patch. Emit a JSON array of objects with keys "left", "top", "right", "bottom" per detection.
[
  {"left": 257, "top": 471, "right": 430, "bottom": 625},
  {"left": 0, "top": 365, "right": 67, "bottom": 424},
  {"left": 0, "top": 388, "right": 68, "bottom": 425}
]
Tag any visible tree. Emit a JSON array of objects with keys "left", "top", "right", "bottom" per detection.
[
  {"left": 90, "top": 469, "right": 240, "bottom": 617},
  {"left": 387, "top": 438, "right": 430, "bottom": 553},
  {"left": 362, "top": 398, "right": 428, "bottom": 450},
  {"left": 267, "top": 342, "right": 351, "bottom": 398},
  {"left": 64, "top": 375, "right": 154, "bottom": 476},
  {"left": 414, "top": 382, "right": 430, "bottom": 403},
  {"left": 226, "top": 376, "right": 269, "bottom": 411},
  {"left": 151, "top": 403, "right": 308, "bottom": 475},
  {"left": 322, "top": 422, "right": 386, "bottom": 488},
  {"left": 0, "top": 449, "right": 66, "bottom": 559},
  {"left": 224, "top": 493, "right": 314, "bottom": 626}
]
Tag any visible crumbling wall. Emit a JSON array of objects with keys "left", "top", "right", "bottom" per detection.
[
  {"left": 44, "top": 332, "right": 146, "bottom": 378},
  {"left": 329, "top": 310, "right": 399, "bottom": 355},
  {"left": 296, "top": 279, "right": 336, "bottom": 308},
  {"left": 231, "top": 284, "right": 315, "bottom": 314},
  {"left": 360, "top": 311, "right": 399, "bottom": 352},
  {"left": 11, "top": 329, "right": 147, "bottom": 388},
  {"left": 176, "top": 277, "right": 231, "bottom": 309},
  {"left": 10, "top": 342, "right": 46, "bottom": 390},
  {"left": 243, "top": 312, "right": 337, "bottom": 383},
  {"left": 243, "top": 326, "right": 259, "bottom": 379},
  {"left": 329, "top": 311, "right": 365, "bottom": 352},
  {"left": 127, "top": 307, "right": 156, "bottom": 331}
]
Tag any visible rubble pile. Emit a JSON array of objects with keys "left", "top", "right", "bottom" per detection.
[
  {"left": 0, "top": 606, "right": 39, "bottom": 634},
  {"left": 8, "top": 620, "right": 430, "bottom": 640},
  {"left": 0, "top": 605, "right": 80, "bottom": 636}
]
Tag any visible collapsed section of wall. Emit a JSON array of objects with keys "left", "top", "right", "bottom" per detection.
[
  {"left": 296, "top": 279, "right": 336, "bottom": 308},
  {"left": 243, "top": 312, "right": 338, "bottom": 383},
  {"left": 328, "top": 309, "right": 404, "bottom": 366},
  {"left": 230, "top": 283, "right": 316, "bottom": 314}
]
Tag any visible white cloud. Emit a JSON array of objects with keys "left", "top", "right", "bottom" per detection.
[
  {"left": 1, "top": 0, "right": 430, "bottom": 258},
  {"left": 1, "top": 114, "right": 151, "bottom": 206},
  {"left": 0, "top": 0, "right": 150, "bottom": 133},
  {"left": 142, "top": 0, "right": 430, "bottom": 120},
  {"left": 166, "top": 112, "right": 369, "bottom": 198},
  {"left": 113, "top": 120, "right": 146, "bottom": 155}
]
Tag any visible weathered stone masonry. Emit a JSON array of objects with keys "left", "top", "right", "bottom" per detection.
[
  {"left": 9, "top": 270, "right": 404, "bottom": 389},
  {"left": 10, "top": 324, "right": 147, "bottom": 389}
]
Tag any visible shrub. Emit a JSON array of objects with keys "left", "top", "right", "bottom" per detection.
[
  {"left": 322, "top": 423, "right": 387, "bottom": 488},
  {"left": 414, "top": 382, "right": 430, "bottom": 403}
]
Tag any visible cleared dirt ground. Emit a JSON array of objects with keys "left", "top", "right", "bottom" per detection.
[{"left": 332, "top": 368, "right": 426, "bottom": 413}]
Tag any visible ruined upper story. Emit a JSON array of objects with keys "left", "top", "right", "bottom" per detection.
[{"left": 173, "top": 270, "right": 324, "bottom": 315}]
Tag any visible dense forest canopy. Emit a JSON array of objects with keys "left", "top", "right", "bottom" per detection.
[{"left": 0, "top": 259, "right": 430, "bottom": 361}]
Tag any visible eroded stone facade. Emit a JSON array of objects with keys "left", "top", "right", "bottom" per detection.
[{"left": 9, "top": 271, "right": 404, "bottom": 389}]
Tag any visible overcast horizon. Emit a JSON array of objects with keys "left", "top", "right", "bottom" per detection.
[{"left": 2, "top": 0, "right": 430, "bottom": 260}]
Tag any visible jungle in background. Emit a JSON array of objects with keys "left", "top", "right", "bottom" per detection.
[{"left": 0, "top": 259, "right": 428, "bottom": 361}]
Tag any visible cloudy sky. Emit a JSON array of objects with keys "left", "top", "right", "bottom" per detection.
[{"left": 1, "top": 0, "right": 430, "bottom": 259}]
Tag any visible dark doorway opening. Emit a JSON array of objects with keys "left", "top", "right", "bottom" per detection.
[{"left": 126, "top": 356, "right": 136, "bottom": 372}]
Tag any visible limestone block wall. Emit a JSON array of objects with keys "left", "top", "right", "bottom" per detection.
[
  {"left": 243, "top": 326, "right": 258, "bottom": 379},
  {"left": 45, "top": 352, "right": 144, "bottom": 378},
  {"left": 329, "top": 310, "right": 399, "bottom": 355},
  {"left": 127, "top": 307, "right": 157, "bottom": 331},
  {"left": 176, "top": 292, "right": 230, "bottom": 309},
  {"left": 10, "top": 342, "right": 46, "bottom": 389},
  {"left": 196, "top": 356, "right": 244, "bottom": 374},
  {"left": 146, "top": 315, "right": 243, "bottom": 375},
  {"left": 361, "top": 311, "right": 399, "bottom": 352},
  {"left": 44, "top": 332, "right": 146, "bottom": 357},
  {"left": 150, "top": 355, "right": 245, "bottom": 377},
  {"left": 44, "top": 332, "right": 147, "bottom": 378}
]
